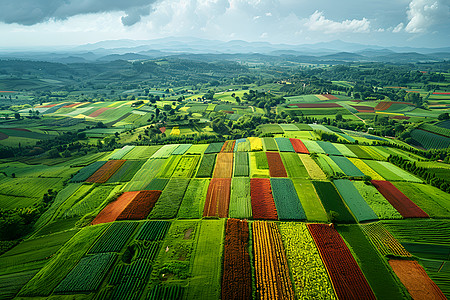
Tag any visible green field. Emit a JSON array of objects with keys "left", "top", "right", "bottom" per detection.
[
  {"left": 177, "top": 179, "right": 210, "bottom": 219},
  {"left": 18, "top": 224, "right": 109, "bottom": 296},
  {"left": 337, "top": 225, "right": 408, "bottom": 299},
  {"left": 185, "top": 220, "right": 224, "bottom": 299},
  {"left": 229, "top": 177, "right": 251, "bottom": 219}
]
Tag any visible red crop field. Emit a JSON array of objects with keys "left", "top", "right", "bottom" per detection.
[
  {"left": 371, "top": 180, "right": 429, "bottom": 218},
  {"left": 375, "top": 102, "right": 393, "bottom": 111},
  {"left": 253, "top": 221, "right": 295, "bottom": 300},
  {"left": 375, "top": 101, "right": 414, "bottom": 110},
  {"left": 92, "top": 191, "right": 139, "bottom": 225},
  {"left": 117, "top": 190, "right": 162, "bottom": 220},
  {"left": 351, "top": 105, "right": 375, "bottom": 113},
  {"left": 322, "top": 94, "right": 338, "bottom": 100},
  {"left": 203, "top": 178, "right": 231, "bottom": 218},
  {"left": 390, "top": 116, "right": 410, "bottom": 120},
  {"left": 63, "top": 102, "right": 83, "bottom": 108},
  {"left": 86, "top": 160, "right": 126, "bottom": 183},
  {"left": 213, "top": 153, "right": 233, "bottom": 178},
  {"left": 287, "top": 103, "right": 341, "bottom": 108},
  {"left": 222, "top": 219, "right": 252, "bottom": 300},
  {"left": 39, "top": 103, "right": 59, "bottom": 108},
  {"left": 389, "top": 259, "right": 446, "bottom": 300},
  {"left": 88, "top": 107, "right": 113, "bottom": 117},
  {"left": 266, "top": 152, "right": 287, "bottom": 177},
  {"left": 289, "top": 138, "right": 309, "bottom": 153},
  {"left": 433, "top": 92, "right": 450, "bottom": 95},
  {"left": 251, "top": 178, "right": 278, "bottom": 220},
  {"left": 308, "top": 223, "right": 376, "bottom": 300}
]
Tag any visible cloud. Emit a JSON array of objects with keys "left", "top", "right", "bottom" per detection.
[
  {"left": 405, "top": 0, "right": 449, "bottom": 33},
  {"left": 392, "top": 23, "right": 404, "bottom": 33},
  {"left": 0, "top": 0, "right": 157, "bottom": 26},
  {"left": 305, "top": 11, "right": 370, "bottom": 34}
]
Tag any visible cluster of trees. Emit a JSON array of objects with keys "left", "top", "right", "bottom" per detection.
[
  {"left": 388, "top": 155, "right": 450, "bottom": 193},
  {"left": 0, "top": 189, "right": 56, "bottom": 240}
]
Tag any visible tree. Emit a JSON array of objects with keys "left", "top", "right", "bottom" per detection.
[
  {"left": 438, "top": 113, "right": 449, "bottom": 120},
  {"left": 14, "top": 113, "right": 20, "bottom": 119},
  {"left": 48, "top": 148, "right": 60, "bottom": 158}
]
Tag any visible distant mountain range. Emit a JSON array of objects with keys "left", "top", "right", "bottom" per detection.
[{"left": 0, "top": 37, "right": 449, "bottom": 63}]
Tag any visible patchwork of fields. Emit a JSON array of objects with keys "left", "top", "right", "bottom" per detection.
[{"left": 0, "top": 136, "right": 449, "bottom": 300}]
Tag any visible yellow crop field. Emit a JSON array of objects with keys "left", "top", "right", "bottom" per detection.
[
  {"left": 348, "top": 158, "right": 384, "bottom": 180},
  {"left": 248, "top": 137, "right": 263, "bottom": 151},
  {"left": 298, "top": 154, "right": 327, "bottom": 180}
]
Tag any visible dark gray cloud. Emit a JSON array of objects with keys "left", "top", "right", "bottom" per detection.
[{"left": 0, "top": 0, "right": 156, "bottom": 26}]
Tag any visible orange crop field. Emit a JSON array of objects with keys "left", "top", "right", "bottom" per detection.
[
  {"left": 86, "top": 160, "right": 126, "bottom": 183},
  {"left": 253, "top": 221, "right": 295, "bottom": 300},
  {"left": 203, "top": 178, "right": 231, "bottom": 218},
  {"left": 117, "top": 190, "right": 162, "bottom": 220},
  {"left": 266, "top": 152, "right": 287, "bottom": 177},
  {"left": 213, "top": 153, "right": 234, "bottom": 178},
  {"left": 389, "top": 259, "right": 446, "bottom": 300},
  {"left": 91, "top": 191, "right": 139, "bottom": 225}
]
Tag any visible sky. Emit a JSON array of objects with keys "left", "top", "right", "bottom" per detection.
[{"left": 0, "top": 0, "right": 449, "bottom": 49}]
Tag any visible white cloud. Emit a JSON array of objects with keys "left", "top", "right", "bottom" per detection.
[
  {"left": 405, "top": 0, "right": 449, "bottom": 33},
  {"left": 392, "top": 23, "right": 404, "bottom": 33},
  {"left": 305, "top": 11, "right": 370, "bottom": 34}
]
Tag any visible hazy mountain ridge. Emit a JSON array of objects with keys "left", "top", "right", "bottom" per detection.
[{"left": 0, "top": 37, "right": 449, "bottom": 63}]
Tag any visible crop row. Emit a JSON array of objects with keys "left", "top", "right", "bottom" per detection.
[
  {"left": 86, "top": 160, "right": 126, "bottom": 183},
  {"left": 253, "top": 221, "right": 295, "bottom": 300},
  {"left": 135, "top": 221, "right": 171, "bottom": 241},
  {"left": 371, "top": 180, "right": 429, "bottom": 218},
  {"left": 148, "top": 285, "right": 184, "bottom": 300},
  {"left": 54, "top": 253, "right": 116, "bottom": 294},
  {"left": 251, "top": 178, "right": 278, "bottom": 220},
  {"left": 221, "top": 219, "right": 252, "bottom": 299},
  {"left": 88, "top": 222, "right": 139, "bottom": 254},
  {"left": 361, "top": 222, "right": 411, "bottom": 257},
  {"left": 117, "top": 190, "right": 162, "bottom": 220},
  {"left": 278, "top": 222, "right": 336, "bottom": 299},
  {"left": 307, "top": 223, "right": 376, "bottom": 299},
  {"left": 203, "top": 178, "right": 231, "bottom": 218}
]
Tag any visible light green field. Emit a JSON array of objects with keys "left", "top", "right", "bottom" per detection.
[
  {"left": 185, "top": 219, "right": 224, "bottom": 299},
  {"left": 292, "top": 178, "right": 328, "bottom": 222}
]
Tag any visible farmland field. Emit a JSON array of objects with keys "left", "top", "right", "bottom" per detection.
[
  {"left": 270, "top": 178, "right": 306, "bottom": 220},
  {"left": 352, "top": 181, "right": 402, "bottom": 219},
  {"left": 186, "top": 219, "right": 224, "bottom": 299},
  {"left": 312, "top": 181, "right": 356, "bottom": 223},
  {"left": 177, "top": 179, "right": 210, "bottom": 219},
  {"left": 334, "top": 179, "right": 378, "bottom": 222},
  {"left": 280, "top": 152, "right": 308, "bottom": 178},
  {"left": 298, "top": 154, "right": 327, "bottom": 180},
  {"left": 196, "top": 153, "right": 216, "bottom": 178},
  {"left": 292, "top": 178, "right": 328, "bottom": 222},
  {"left": 1, "top": 133, "right": 449, "bottom": 300},
  {"left": 393, "top": 182, "right": 450, "bottom": 218},
  {"left": 266, "top": 151, "right": 287, "bottom": 177},
  {"left": 253, "top": 221, "right": 295, "bottom": 300},
  {"left": 229, "top": 177, "right": 251, "bottom": 219},
  {"left": 337, "top": 224, "right": 408, "bottom": 299},
  {"left": 371, "top": 180, "right": 429, "bottom": 218},
  {"left": 149, "top": 178, "right": 190, "bottom": 219},
  {"left": 203, "top": 178, "right": 231, "bottom": 218},
  {"left": 222, "top": 219, "right": 251, "bottom": 300},
  {"left": 213, "top": 153, "right": 233, "bottom": 178},
  {"left": 278, "top": 222, "right": 335, "bottom": 299},
  {"left": 251, "top": 178, "right": 278, "bottom": 220},
  {"left": 308, "top": 223, "right": 376, "bottom": 300}
]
